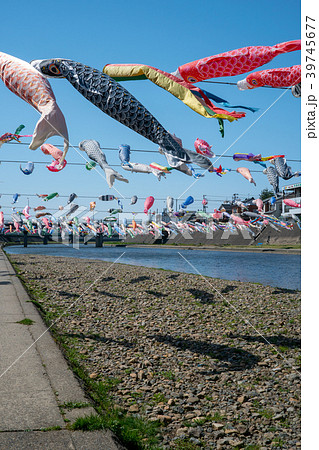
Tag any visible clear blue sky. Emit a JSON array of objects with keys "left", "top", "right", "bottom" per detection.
[{"left": 0, "top": 0, "right": 301, "bottom": 219}]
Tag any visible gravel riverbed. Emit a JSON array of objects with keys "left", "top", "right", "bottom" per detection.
[{"left": 10, "top": 254, "right": 301, "bottom": 449}]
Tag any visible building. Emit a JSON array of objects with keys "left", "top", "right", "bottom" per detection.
[
  {"left": 262, "top": 182, "right": 301, "bottom": 220},
  {"left": 218, "top": 202, "right": 234, "bottom": 215},
  {"left": 263, "top": 198, "right": 282, "bottom": 217},
  {"left": 281, "top": 182, "right": 301, "bottom": 219},
  {"left": 218, "top": 199, "right": 258, "bottom": 215}
]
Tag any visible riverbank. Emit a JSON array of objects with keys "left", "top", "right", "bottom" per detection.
[
  {"left": 2, "top": 240, "right": 301, "bottom": 255},
  {"left": 9, "top": 253, "right": 301, "bottom": 449},
  {"left": 1, "top": 222, "right": 301, "bottom": 253},
  {"left": 5, "top": 245, "right": 301, "bottom": 290},
  {"left": 117, "top": 244, "right": 301, "bottom": 255}
]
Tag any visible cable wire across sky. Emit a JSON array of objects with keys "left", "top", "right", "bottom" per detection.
[{"left": 5, "top": 141, "right": 301, "bottom": 162}]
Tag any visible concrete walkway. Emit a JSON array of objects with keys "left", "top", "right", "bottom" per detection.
[{"left": 0, "top": 249, "right": 123, "bottom": 449}]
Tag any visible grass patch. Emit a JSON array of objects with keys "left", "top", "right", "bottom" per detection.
[
  {"left": 258, "top": 409, "right": 274, "bottom": 419},
  {"left": 161, "top": 370, "right": 176, "bottom": 381},
  {"left": 211, "top": 412, "right": 226, "bottom": 422},
  {"left": 72, "top": 412, "right": 160, "bottom": 449},
  {"left": 130, "top": 392, "right": 143, "bottom": 399},
  {"left": 193, "top": 416, "right": 212, "bottom": 426},
  {"left": 60, "top": 401, "right": 92, "bottom": 410},
  {"left": 272, "top": 437, "right": 284, "bottom": 448},
  {"left": 278, "top": 346, "right": 290, "bottom": 353},
  {"left": 152, "top": 392, "right": 167, "bottom": 404},
  {"left": 172, "top": 438, "right": 203, "bottom": 449},
  {"left": 16, "top": 318, "right": 34, "bottom": 326}
]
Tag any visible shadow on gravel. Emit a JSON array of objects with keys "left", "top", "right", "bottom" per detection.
[
  {"left": 0, "top": 280, "right": 11, "bottom": 285},
  {"left": 102, "top": 276, "right": 115, "bottom": 282},
  {"left": 149, "top": 334, "right": 260, "bottom": 371},
  {"left": 167, "top": 274, "right": 180, "bottom": 280},
  {"left": 188, "top": 289, "right": 215, "bottom": 305},
  {"left": 57, "top": 276, "right": 84, "bottom": 282},
  {"left": 272, "top": 287, "right": 300, "bottom": 294},
  {"left": 220, "top": 285, "right": 237, "bottom": 294},
  {"left": 228, "top": 333, "right": 301, "bottom": 348},
  {"left": 57, "top": 290, "right": 78, "bottom": 299},
  {"left": 95, "top": 291, "right": 126, "bottom": 299},
  {"left": 146, "top": 290, "right": 165, "bottom": 298},
  {"left": 63, "top": 332, "right": 135, "bottom": 348},
  {"left": 129, "top": 276, "right": 151, "bottom": 284}
]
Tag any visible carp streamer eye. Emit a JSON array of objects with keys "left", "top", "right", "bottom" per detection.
[
  {"left": 49, "top": 64, "right": 61, "bottom": 75},
  {"left": 251, "top": 78, "right": 258, "bottom": 85}
]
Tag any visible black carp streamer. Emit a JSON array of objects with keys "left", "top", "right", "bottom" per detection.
[{"left": 31, "top": 58, "right": 203, "bottom": 166}]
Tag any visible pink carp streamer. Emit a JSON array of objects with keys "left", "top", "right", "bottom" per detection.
[
  {"left": 283, "top": 199, "right": 301, "bottom": 208},
  {"left": 237, "top": 65, "right": 301, "bottom": 89},
  {"left": 41, "top": 143, "right": 67, "bottom": 171},
  {"left": 194, "top": 138, "right": 214, "bottom": 157},
  {"left": 41, "top": 143, "right": 64, "bottom": 160},
  {"left": 174, "top": 40, "right": 301, "bottom": 83},
  {"left": 236, "top": 167, "right": 256, "bottom": 185},
  {"left": 0, "top": 52, "right": 69, "bottom": 162},
  {"left": 144, "top": 196, "right": 155, "bottom": 214},
  {"left": 253, "top": 198, "right": 264, "bottom": 212}
]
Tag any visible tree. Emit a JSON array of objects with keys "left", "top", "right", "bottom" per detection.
[{"left": 259, "top": 188, "right": 275, "bottom": 200}]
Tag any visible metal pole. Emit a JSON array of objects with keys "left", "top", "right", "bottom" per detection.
[
  {"left": 95, "top": 232, "right": 103, "bottom": 247},
  {"left": 23, "top": 230, "right": 28, "bottom": 247}
]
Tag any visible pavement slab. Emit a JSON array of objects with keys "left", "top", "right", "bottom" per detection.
[
  {"left": 0, "top": 249, "right": 122, "bottom": 448},
  {"left": 0, "top": 430, "right": 123, "bottom": 450}
]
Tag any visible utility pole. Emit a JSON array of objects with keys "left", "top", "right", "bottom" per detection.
[
  {"left": 202, "top": 195, "right": 208, "bottom": 213},
  {"left": 232, "top": 193, "right": 239, "bottom": 203}
]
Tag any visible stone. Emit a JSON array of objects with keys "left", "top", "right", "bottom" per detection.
[
  {"left": 175, "top": 427, "right": 188, "bottom": 437},
  {"left": 188, "top": 396, "right": 199, "bottom": 404},
  {"left": 236, "top": 424, "right": 248, "bottom": 435},
  {"left": 212, "top": 423, "right": 224, "bottom": 430},
  {"left": 156, "top": 415, "right": 172, "bottom": 424},
  {"left": 128, "top": 404, "right": 139, "bottom": 413},
  {"left": 229, "top": 439, "right": 244, "bottom": 447}
]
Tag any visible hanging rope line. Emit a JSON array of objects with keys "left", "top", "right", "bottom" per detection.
[
  {"left": 0, "top": 192, "right": 246, "bottom": 200},
  {"left": 0, "top": 159, "right": 269, "bottom": 173},
  {"left": 200, "top": 80, "right": 291, "bottom": 89},
  {"left": 5, "top": 141, "right": 301, "bottom": 162}
]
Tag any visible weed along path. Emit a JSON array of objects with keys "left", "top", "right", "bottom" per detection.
[
  {"left": 0, "top": 250, "right": 122, "bottom": 449},
  {"left": 7, "top": 252, "right": 301, "bottom": 449}
]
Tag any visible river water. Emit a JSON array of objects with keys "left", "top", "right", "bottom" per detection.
[{"left": 5, "top": 245, "right": 301, "bottom": 290}]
